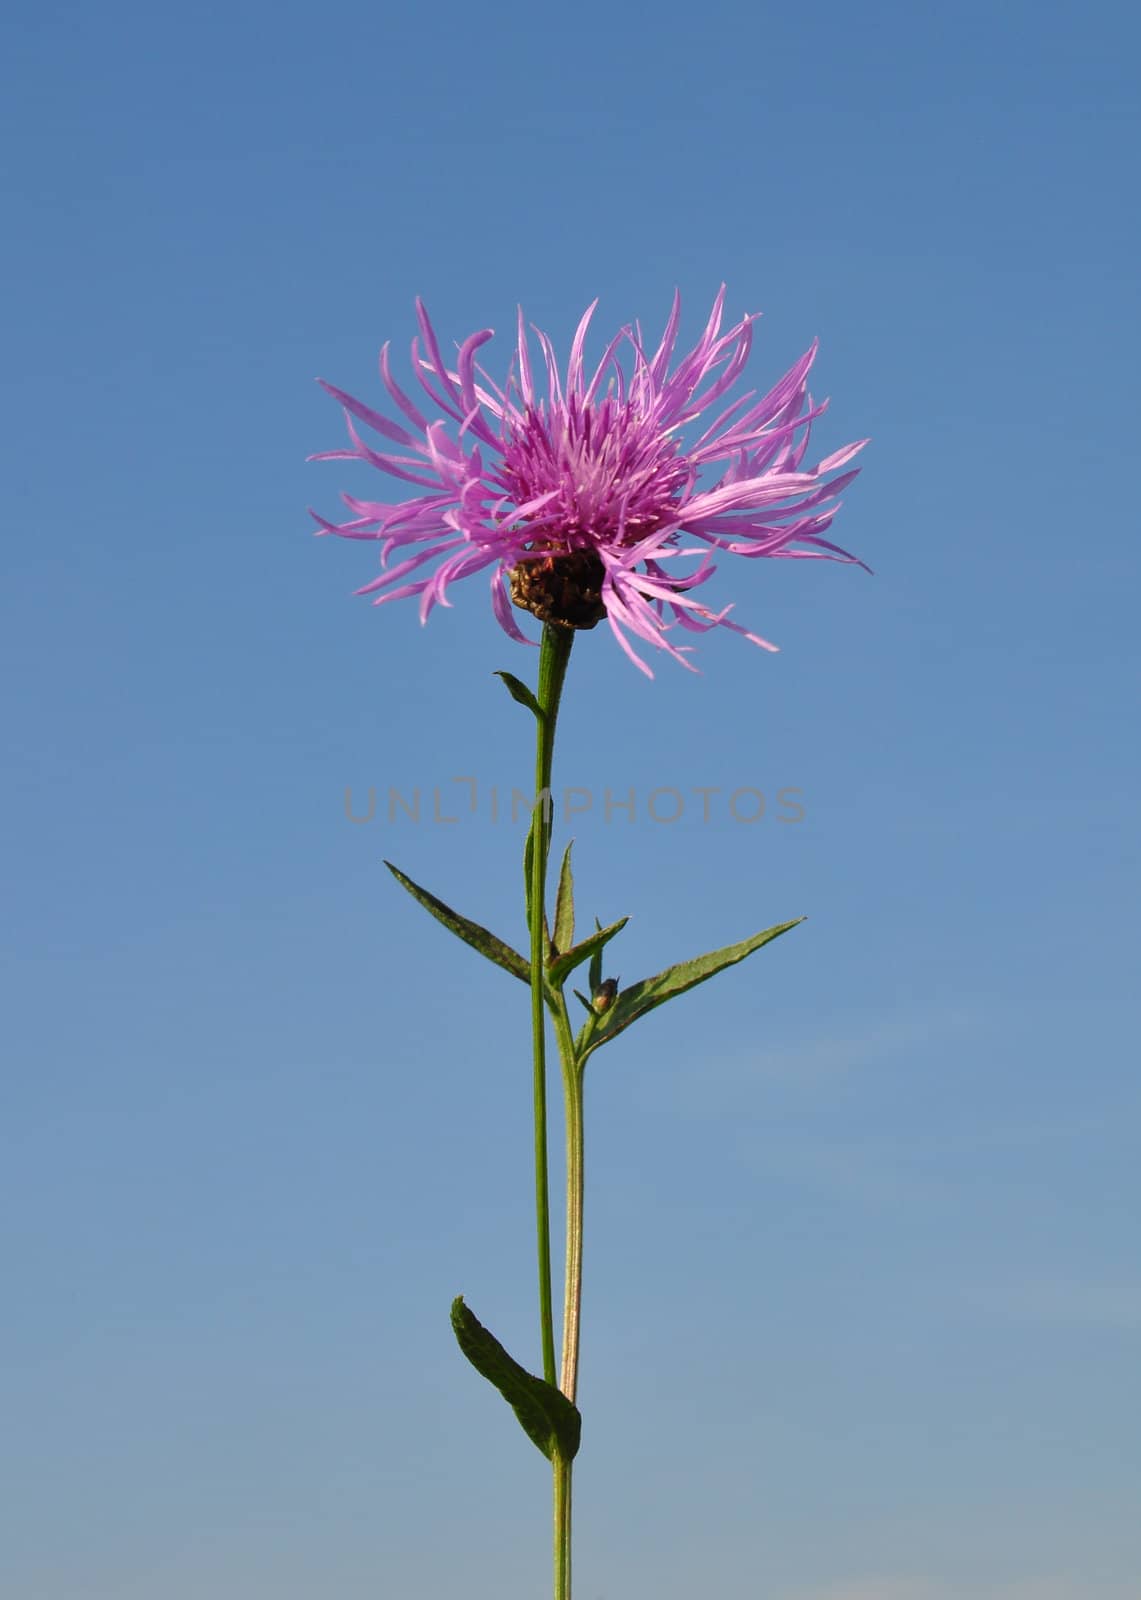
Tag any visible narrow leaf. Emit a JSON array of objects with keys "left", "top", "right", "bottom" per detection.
[
  {"left": 587, "top": 917, "right": 604, "bottom": 994},
  {"left": 450, "top": 1297, "right": 581, "bottom": 1461},
  {"left": 522, "top": 830, "right": 554, "bottom": 961},
  {"left": 548, "top": 916, "right": 629, "bottom": 987},
  {"left": 523, "top": 829, "right": 534, "bottom": 927},
  {"left": 494, "top": 670, "right": 543, "bottom": 719},
  {"left": 553, "top": 843, "right": 575, "bottom": 954},
  {"left": 585, "top": 917, "right": 805, "bottom": 1054},
  {"left": 384, "top": 862, "right": 529, "bottom": 984}
]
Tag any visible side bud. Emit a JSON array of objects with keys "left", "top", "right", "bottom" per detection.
[{"left": 591, "top": 978, "right": 618, "bottom": 1015}]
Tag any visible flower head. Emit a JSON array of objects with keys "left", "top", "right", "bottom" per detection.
[{"left": 311, "top": 289, "right": 867, "bottom": 675}]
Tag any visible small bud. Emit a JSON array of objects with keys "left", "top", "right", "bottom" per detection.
[{"left": 591, "top": 978, "right": 618, "bottom": 1015}]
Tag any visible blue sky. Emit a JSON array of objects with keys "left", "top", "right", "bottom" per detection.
[{"left": 2, "top": 1, "right": 1139, "bottom": 1596}]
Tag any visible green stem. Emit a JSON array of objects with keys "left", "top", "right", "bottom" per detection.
[
  {"left": 528, "top": 623, "right": 574, "bottom": 1391},
  {"left": 553, "top": 1452, "right": 572, "bottom": 1600}
]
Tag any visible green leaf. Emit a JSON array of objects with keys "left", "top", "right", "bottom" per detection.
[
  {"left": 494, "top": 670, "right": 543, "bottom": 720},
  {"left": 552, "top": 843, "right": 575, "bottom": 954},
  {"left": 523, "top": 829, "right": 533, "bottom": 925},
  {"left": 384, "top": 862, "right": 529, "bottom": 985},
  {"left": 584, "top": 917, "right": 805, "bottom": 1055},
  {"left": 523, "top": 828, "right": 536, "bottom": 935},
  {"left": 522, "top": 830, "right": 555, "bottom": 962},
  {"left": 573, "top": 988, "right": 593, "bottom": 1015},
  {"left": 587, "top": 917, "right": 604, "bottom": 994},
  {"left": 548, "top": 916, "right": 629, "bottom": 987},
  {"left": 450, "top": 1297, "right": 581, "bottom": 1461}
]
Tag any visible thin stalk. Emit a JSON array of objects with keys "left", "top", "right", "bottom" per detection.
[
  {"left": 553, "top": 1453, "right": 572, "bottom": 1600},
  {"left": 528, "top": 623, "right": 574, "bottom": 1390}
]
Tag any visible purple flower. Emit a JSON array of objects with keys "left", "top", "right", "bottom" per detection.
[{"left": 311, "top": 289, "right": 867, "bottom": 676}]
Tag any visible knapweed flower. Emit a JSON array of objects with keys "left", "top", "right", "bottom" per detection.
[{"left": 311, "top": 289, "right": 867, "bottom": 675}]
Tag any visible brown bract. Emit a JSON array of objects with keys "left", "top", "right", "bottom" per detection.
[{"left": 509, "top": 551, "right": 607, "bottom": 630}]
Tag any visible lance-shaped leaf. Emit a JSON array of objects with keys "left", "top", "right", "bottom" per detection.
[
  {"left": 522, "top": 829, "right": 557, "bottom": 964},
  {"left": 552, "top": 842, "right": 575, "bottom": 954},
  {"left": 523, "top": 828, "right": 534, "bottom": 927},
  {"left": 548, "top": 915, "right": 629, "bottom": 988},
  {"left": 385, "top": 862, "right": 529, "bottom": 984},
  {"left": 583, "top": 917, "right": 805, "bottom": 1056},
  {"left": 588, "top": 917, "right": 604, "bottom": 994},
  {"left": 493, "top": 669, "right": 543, "bottom": 720},
  {"left": 450, "top": 1297, "right": 581, "bottom": 1461}
]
